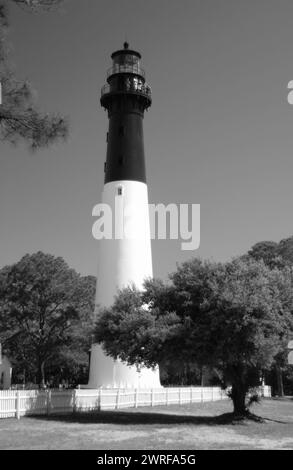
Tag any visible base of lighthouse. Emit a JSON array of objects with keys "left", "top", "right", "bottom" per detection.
[
  {"left": 86, "top": 344, "right": 161, "bottom": 389},
  {"left": 86, "top": 180, "right": 162, "bottom": 389}
]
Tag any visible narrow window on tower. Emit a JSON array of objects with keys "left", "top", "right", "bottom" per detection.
[
  {"left": 117, "top": 186, "right": 123, "bottom": 196},
  {"left": 106, "top": 132, "right": 109, "bottom": 142},
  {"left": 119, "top": 125, "right": 124, "bottom": 136}
]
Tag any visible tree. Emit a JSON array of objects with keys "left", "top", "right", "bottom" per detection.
[
  {"left": 0, "top": 252, "right": 95, "bottom": 386},
  {"left": 0, "top": 0, "right": 68, "bottom": 149},
  {"left": 95, "top": 258, "right": 293, "bottom": 417},
  {"left": 277, "top": 237, "right": 293, "bottom": 265},
  {"left": 247, "top": 241, "right": 280, "bottom": 268},
  {"left": 248, "top": 237, "right": 293, "bottom": 268},
  {"left": 247, "top": 236, "right": 293, "bottom": 395}
]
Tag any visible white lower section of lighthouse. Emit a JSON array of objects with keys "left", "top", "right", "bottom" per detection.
[{"left": 87, "top": 180, "right": 161, "bottom": 389}]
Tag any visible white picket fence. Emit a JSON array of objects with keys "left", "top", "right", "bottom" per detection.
[
  {"left": 0, "top": 386, "right": 271, "bottom": 420},
  {"left": 0, "top": 387, "right": 227, "bottom": 419}
]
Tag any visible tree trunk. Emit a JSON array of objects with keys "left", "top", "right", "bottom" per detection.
[
  {"left": 275, "top": 364, "right": 284, "bottom": 397},
  {"left": 200, "top": 367, "right": 204, "bottom": 386},
  {"left": 230, "top": 382, "right": 248, "bottom": 416},
  {"left": 37, "top": 360, "right": 46, "bottom": 388}
]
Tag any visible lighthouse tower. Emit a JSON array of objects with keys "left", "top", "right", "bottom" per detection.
[{"left": 87, "top": 43, "right": 161, "bottom": 389}]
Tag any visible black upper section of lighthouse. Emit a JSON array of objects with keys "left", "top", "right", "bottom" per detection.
[{"left": 101, "top": 43, "right": 151, "bottom": 184}]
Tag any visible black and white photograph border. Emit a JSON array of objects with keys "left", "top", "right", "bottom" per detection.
[{"left": 0, "top": 0, "right": 293, "bottom": 455}]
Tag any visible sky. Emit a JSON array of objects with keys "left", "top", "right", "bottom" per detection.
[{"left": 1, "top": 0, "right": 293, "bottom": 280}]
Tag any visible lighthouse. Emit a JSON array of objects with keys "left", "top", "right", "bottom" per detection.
[{"left": 87, "top": 43, "right": 161, "bottom": 389}]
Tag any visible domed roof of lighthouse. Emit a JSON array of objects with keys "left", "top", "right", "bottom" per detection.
[{"left": 111, "top": 42, "right": 141, "bottom": 60}]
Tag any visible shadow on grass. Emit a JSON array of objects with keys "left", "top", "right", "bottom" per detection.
[{"left": 30, "top": 409, "right": 287, "bottom": 426}]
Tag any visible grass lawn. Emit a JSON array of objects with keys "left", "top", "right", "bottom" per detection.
[{"left": 0, "top": 398, "right": 293, "bottom": 450}]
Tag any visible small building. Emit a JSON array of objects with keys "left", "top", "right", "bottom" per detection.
[{"left": 0, "top": 356, "right": 12, "bottom": 390}]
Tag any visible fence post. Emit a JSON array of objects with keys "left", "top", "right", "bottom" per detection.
[
  {"left": 16, "top": 391, "right": 20, "bottom": 420},
  {"left": 135, "top": 389, "right": 138, "bottom": 408},
  {"left": 98, "top": 388, "right": 101, "bottom": 411},
  {"left": 73, "top": 389, "right": 77, "bottom": 414},
  {"left": 47, "top": 389, "right": 52, "bottom": 415},
  {"left": 151, "top": 389, "right": 154, "bottom": 407},
  {"left": 116, "top": 388, "right": 121, "bottom": 410}
]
